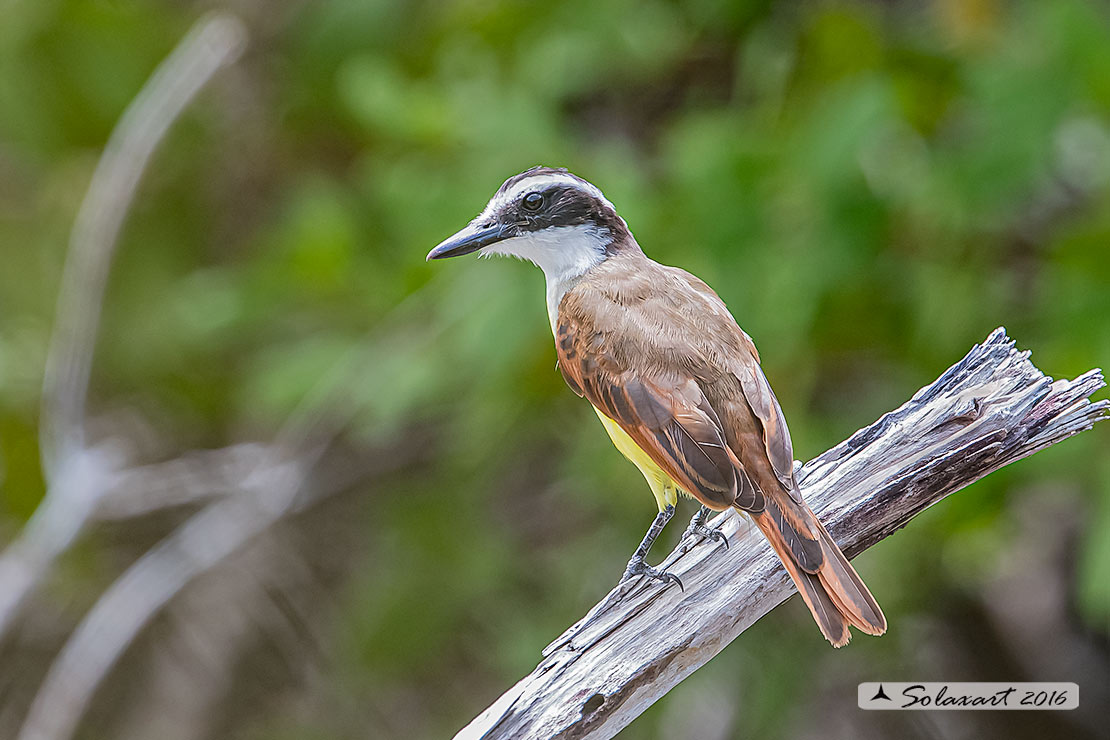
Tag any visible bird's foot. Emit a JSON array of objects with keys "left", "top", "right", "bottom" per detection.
[
  {"left": 684, "top": 522, "right": 729, "bottom": 548},
  {"left": 622, "top": 556, "right": 683, "bottom": 591},
  {"left": 682, "top": 507, "right": 728, "bottom": 549}
]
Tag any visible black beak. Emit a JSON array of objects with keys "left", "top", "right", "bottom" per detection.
[{"left": 426, "top": 222, "right": 514, "bottom": 260}]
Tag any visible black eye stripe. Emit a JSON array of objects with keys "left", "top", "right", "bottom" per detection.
[{"left": 501, "top": 184, "right": 629, "bottom": 243}]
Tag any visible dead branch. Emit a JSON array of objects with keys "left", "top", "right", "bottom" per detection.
[
  {"left": 9, "top": 24, "right": 447, "bottom": 729},
  {"left": 15, "top": 455, "right": 310, "bottom": 740},
  {"left": 0, "top": 12, "right": 247, "bottom": 646},
  {"left": 39, "top": 12, "right": 247, "bottom": 476},
  {"left": 455, "top": 328, "right": 1108, "bottom": 740}
]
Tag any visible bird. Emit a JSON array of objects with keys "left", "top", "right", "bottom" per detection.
[{"left": 426, "top": 166, "right": 886, "bottom": 646}]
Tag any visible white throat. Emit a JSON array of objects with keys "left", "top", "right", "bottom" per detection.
[{"left": 483, "top": 224, "right": 609, "bottom": 330}]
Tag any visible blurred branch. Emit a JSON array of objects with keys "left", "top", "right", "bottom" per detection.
[
  {"left": 94, "top": 443, "right": 268, "bottom": 520},
  {"left": 456, "top": 328, "right": 1108, "bottom": 740},
  {"left": 0, "top": 12, "right": 247, "bottom": 645},
  {"left": 0, "top": 445, "right": 124, "bottom": 640},
  {"left": 111, "top": 535, "right": 315, "bottom": 740},
  {"left": 13, "top": 51, "right": 448, "bottom": 733},
  {"left": 13, "top": 423, "right": 434, "bottom": 740},
  {"left": 39, "top": 12, "right": 247, "bottom": 477},
  {"left": 8, "top": 23, "right": 446, "bottom": 725},
  {"left": 16, "top": 453, "right": 310, "bottom": 740}
]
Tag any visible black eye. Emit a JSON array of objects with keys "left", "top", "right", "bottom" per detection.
[{"left": 522, "top": 191, "right": 543, "bottom": 212}]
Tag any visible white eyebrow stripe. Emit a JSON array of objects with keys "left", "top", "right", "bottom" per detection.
[{"left": 479, "top": 173, "right": 615, "bottom": 220}]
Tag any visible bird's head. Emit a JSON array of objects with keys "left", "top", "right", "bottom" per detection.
[{"left": 426, "top": 167, "right": 632, "bottom": 280}]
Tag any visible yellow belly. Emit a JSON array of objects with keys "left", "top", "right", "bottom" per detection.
[{"left": 594, "top": 407, "right": 683, "bottom": 511}]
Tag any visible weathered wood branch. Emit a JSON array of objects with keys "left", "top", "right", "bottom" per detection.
[{"left": 456, "top": 328, "right": 1108, "bottom": 740}]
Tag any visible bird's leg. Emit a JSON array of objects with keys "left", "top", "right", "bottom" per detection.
[
  {"left": 682, "top": 505, "right": 728, "bottom": 549},
  {"left": 622, "top": 504, "right": 682, "bottom": 590}
]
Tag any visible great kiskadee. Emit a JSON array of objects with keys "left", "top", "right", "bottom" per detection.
[{"left": 427, "top": 167, "right": 886, "bottom": 646}]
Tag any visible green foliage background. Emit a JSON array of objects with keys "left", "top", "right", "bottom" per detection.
[{"left": 1, "top": 1, "right": 1108, "bottom": 738}]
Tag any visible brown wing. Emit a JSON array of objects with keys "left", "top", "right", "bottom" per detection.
[
  {"left": 731, "top": 353, "right": 802, "bottom": 502},
  {"left": 556, "top": 314, "right": 744, "bottom": 510},
  {"left": 725, "top": 347, "right": 824, "bottom": 569},
  {"left": 665, "top": 268, "right": 821, "bottom": 563}
]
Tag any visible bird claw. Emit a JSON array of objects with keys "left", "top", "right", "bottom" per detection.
[
  {"left": 684, "top": 522, "right": 729, "bottom": 549},
  {"left": 683, "top": 507, "right": 729, "bottom": 550},
  {"left": 622, "top": 558, "right": 684, "bottom": 592}
]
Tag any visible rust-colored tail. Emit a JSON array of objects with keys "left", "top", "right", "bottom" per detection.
[{"left": 748, "top": 497, "right": 886, "bottom": 647}]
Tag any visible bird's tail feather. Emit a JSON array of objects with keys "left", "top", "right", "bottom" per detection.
[{"left": 749, "top": 499, "right": 886, "bottom": 647}]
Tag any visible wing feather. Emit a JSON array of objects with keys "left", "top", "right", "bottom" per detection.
[
  {"left": 557, "top": 316, "right": 741, "bottom": 510},
  {"left": 734, "top": 358, "right": 802, "bottom": 502}
]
